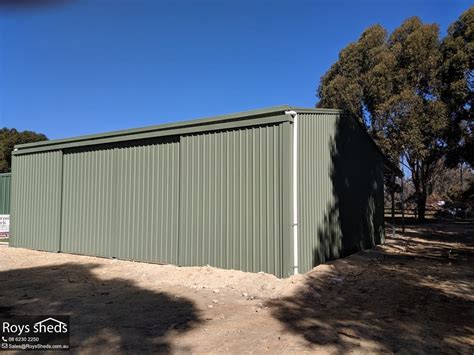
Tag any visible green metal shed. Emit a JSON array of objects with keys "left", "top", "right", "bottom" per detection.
[
  {"left": 0, "top": 173, "right": 11, "bottom": 214},
  {"left": 10, "top": 106, "right": 388, "bottom": 277}
]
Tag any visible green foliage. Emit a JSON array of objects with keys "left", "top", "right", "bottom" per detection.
[
  {"left": 318, "top": 25, "right": 389, "bottom": 124},
  {"left": 316, "top": 7, "right": 474, "bottom": 220},
  {"left": 440, "top": 7, "right": 473, "bottom": 167},
  {"left": 0, "top": 128, "right": 48, "bottom": 173}
]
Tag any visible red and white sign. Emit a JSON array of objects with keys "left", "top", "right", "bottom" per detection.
[{"left": 0, "top": 214, "right": 9, "bottom": 237}]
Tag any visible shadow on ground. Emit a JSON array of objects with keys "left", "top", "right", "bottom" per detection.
[
  {"left": 267, "top": 222, "right": 474, "bottom": 353},
  {"left": 0, "top": 263, "right": 202, "bottom": 352}
]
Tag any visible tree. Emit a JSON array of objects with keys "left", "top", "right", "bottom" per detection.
[
  {"left": 317, "top": 25, "right": 389, "bottom": 128},
  {"left": 316, "top": 14, "right": 461, "bottom": 221},
  {"left": 440, "top": 7, "right": 474, "bottom": 168},
  {"left": 0, "top": 128, "right": 48, "bottom": 173},
  {"left": 431, "top": 161, "right": 473, "bottom": 203}
]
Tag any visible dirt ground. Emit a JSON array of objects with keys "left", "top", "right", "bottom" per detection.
[{"left": 0, "top": 222, "right": 473, "bottom": 354}]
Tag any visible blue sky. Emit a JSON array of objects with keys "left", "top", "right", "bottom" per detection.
[{"left": 0, "top": 0, "right": 471, "bottom": 139}]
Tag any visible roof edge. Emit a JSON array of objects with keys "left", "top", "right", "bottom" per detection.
[
  {"left": 14, "top": 105, "right": 345, "bottom": 154},
  {"left": 14, "top": 105, "right": 292, "bottom": 152},
  {"left": 290, "top": 107, "right": 342, "bottom": 114}
]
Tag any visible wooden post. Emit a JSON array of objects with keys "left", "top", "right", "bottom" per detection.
[
  {"left": 391, "top": 174, "right": 395, "bottom": 238},
  {"left": 401, "top": 175, "right": 405, "bottom": 233}
]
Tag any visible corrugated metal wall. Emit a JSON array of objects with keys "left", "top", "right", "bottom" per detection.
[
  {"left": 179, "top": 125, "right": 284, "bottom": 276},
  {"left": 298, "top": 113, "right": 384, "bottom": 273},
  {"left": 11, "top": 124, "right": 287, "bottom": 275},
  {"left": 0, "top": 174, "right": 11, "bottom": 214},
  {"left": 8, "top": 112, "right": 387, "bottom": 277},
  {"left": 115, "top": 140, "right": 180, "bottom": 263},
  {"left": 61, "top": 139, "right": 180, "bottom": 264},
  {"left": 61, "top": 147, "right": 116, "bottom": 257},
  {"left": 10, "top": 152, "right": 63, "bottom": 251},
  {"left": 297, "top": 113, "right": 339, "bottom": 273}
]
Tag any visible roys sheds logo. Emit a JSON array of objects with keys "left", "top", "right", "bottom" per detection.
[
  {"left": 3, "top": 317, "right": 68, "bottom": 336},
  {"left": 1, "top": 315, "right": 70, "bottom": 351}
]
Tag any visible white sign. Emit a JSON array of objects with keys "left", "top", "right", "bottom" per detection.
[{"left": 0, "top": 215, "right": 9, "bottom": 237}]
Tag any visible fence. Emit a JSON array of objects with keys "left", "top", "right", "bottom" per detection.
[{"left": 384, "top": 207, "right": 472, "bottom": 221}]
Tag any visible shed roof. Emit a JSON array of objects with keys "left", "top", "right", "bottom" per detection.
[
  {"left": 13, "top": 105, "right": 337, "bottom": 154},
  {"left": 12, "top": 105, "right": 401, "bottom": 176}
]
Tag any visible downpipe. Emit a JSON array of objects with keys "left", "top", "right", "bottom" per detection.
[{"left": 285, "top": 110, "right": 299, "bottom": 275}]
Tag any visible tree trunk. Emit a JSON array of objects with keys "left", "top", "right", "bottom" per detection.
[{"left": 416, "top": 188, "right": 427, "bottom": 222}]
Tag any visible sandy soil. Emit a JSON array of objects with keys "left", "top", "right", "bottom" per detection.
[{"left": 0, "top": 222, "right": 473, "bottom": 354}]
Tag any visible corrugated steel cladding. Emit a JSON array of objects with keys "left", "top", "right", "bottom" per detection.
[
  {"left": 297, "top": 113, "right": 384, "bottom": 273},
  {"left": 10, "top": 152, "right": 62, "bottom": 251},
  {"left": 61, "top": 139, "right": 180, "bottom": 264},
  {"left": 11, "top": 106, "right": 385, "bottom": 277},
  {"left": 179, "top": 127, "right": 284, "bottom": 275},
  {"left": 0, "top": 174, "right": 11, "bottom": 214}
]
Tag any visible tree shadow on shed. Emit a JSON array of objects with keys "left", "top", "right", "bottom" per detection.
[
  {"left": 0, "top": 262, "right": 202, "bottom": 353},
  {"left": 312, "top": 113, "right": 385, "bottom": 266}
]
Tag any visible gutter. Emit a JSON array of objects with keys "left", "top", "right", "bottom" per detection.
[{"left": 285, "top": 110, "right": 299, "bottom": 275}]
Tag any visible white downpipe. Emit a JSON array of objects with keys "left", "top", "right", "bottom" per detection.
[{"left": 286, "top": 110, "right": 299, "bottom": 275}]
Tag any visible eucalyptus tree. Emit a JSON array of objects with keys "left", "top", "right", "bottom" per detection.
[{"left": 316, "top": 11, "right": 474, "bottom": 220}]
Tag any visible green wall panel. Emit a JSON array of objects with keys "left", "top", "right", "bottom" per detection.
[
  {"left": 179, "top": 125, "right": 284, "bottom": 276},
  {"left": 10, "top": 152, "right": 62, "bottom": 251},
  {"left": 61, "top": 139, "right": 180, "bottom": 264},
  {"left": 61, "top": 147, "right": 116, "bottom": 257},
  {"left": 0, "top": 174, "right": 11, "bottom": 214},
  {"left": 297, "top": 113, "right": 385, "bottom": 273}
]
